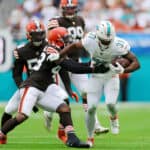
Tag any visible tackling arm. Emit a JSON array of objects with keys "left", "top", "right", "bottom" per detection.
[
  {"left": 59, "top": 41, "right": 83, "bottom": 58},
  {"left": 60, "top": 58, "right": 93, "bottom": 73},
  {"left": 59, "top": 68, "right": 72, "bottom": 96}
]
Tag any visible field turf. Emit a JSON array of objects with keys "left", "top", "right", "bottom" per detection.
[{"left": 0, "top": 103, "right": 150, "bottom": 150}]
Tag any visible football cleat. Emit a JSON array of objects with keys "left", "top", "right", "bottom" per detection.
[
  {"left": 0, "top": 132, "right": 7, "bottom": 144},
  {"left": 110, "top": 118, "right": 120, "bottom": 134},
  {"left": 57, "top": 128, "right": 67, "bottom": 143},
  {"left": 87, "top": 137, "right": 94, "bottom": 147},
  {"left": 43, "top": 111, "right": 53, "bottom": 131},
  {"left": 94, "top": 125, "right": 109, "bottom": 135},
  {"left": 66, "top": 133, "right": 90, "bottom": 148}
]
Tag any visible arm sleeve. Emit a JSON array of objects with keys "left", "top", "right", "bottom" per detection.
[
  {"left": 60, "top": 59, "right": 93, "bottom": 73},
  {"left": 12, "top": 59, "right": 25, "bottom": 87},
  {"left": 59, "top": 69, "right": 72, "bottom": 96}
]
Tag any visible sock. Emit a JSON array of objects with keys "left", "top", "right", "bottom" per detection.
[
  {"left": 85, "top": 107, "right": 96, "bottom": 138},
  {"left": 82, "top": 97, "right": 88, "bottom": 112},
  {"left": 1, "top": 112, "right": 12, "bottom": 127},
  {"left": 95, "top": 113, "right": 101, "bottom": 127},
  {"left": 1, "top": 118, "right": 20, "bottom": 135},
  {"left": 59, "top": 112, "right": 73, "bottom": 127},
  {"left": 107, "top": 104, "right": 118, "bottom": 118},
  {"left": 58, "top": 124, "right": 64, "bottom": 130},
  {"left": 65, "top": 125, "right": 74, "bottom": 134}
]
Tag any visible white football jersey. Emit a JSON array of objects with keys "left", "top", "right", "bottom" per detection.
[{"left": 81, "top": 32, "right": 130, "bottom": 77}]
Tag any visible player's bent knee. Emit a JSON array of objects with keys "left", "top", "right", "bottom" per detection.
[
  {"left": 16, "top": 113, "right": 28, "bottom": 123},
  {"left": 56, "top": 103, "right": 70, "bottom": 113}
]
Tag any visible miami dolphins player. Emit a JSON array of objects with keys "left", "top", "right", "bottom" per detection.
[{"left": 59, "top": 20, "right": 140, "bottom": 146}]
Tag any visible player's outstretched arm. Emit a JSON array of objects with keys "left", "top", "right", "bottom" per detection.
[{"left": 60, "top": 42, "right": 83, "bottom": 58}]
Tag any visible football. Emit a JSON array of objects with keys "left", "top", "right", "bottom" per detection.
[{"left": 111, "top": 57, "right": 130, "bottom": 68}]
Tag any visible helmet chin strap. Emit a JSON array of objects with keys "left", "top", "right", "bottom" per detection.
[{"left": 33, "top": 41, "right": 42, "bottom": 46}]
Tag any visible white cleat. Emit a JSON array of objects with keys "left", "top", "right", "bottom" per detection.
[
  {"left": 94, "top": 124, "right": 109, "bottom": 135},
  {"left": 43, "top": 111, "right": 53, "bottom": 131},
  {"left": 110, "top": 118, "right": 120, "bottom": 134}
]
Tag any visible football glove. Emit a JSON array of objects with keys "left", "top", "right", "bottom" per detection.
[
  {"left": 109, "top": 62, "right": 124, "bottom": 74},
  {"left": 47, "top": 53, "right": 60, "bottom": 62}
]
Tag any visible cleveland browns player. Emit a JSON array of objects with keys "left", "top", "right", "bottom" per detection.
[
  {"left": 0, "top": 19, "right": 47, "bottom": 130},
  {"left": 44, "top": 0, "right": 109, "bottom": 137},
  {"left": 0, "top": 18, "right": 76, "bottom": 135}
]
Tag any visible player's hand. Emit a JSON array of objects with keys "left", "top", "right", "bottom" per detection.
[
  {"left": 71, "top": 92, "right": 79, "bottom": 102},
  {"left": 47, "top": 53, "right": 60, "bottom": 61},
  {"left": 48, "top": 19, "right": 59, "bottom": 30},
  {"left": 109, "top": 62, "right": 124, "bottom": 74}
]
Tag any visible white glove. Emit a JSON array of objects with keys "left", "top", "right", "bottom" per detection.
[
  {"left": 109, "top": 62, "right": 124, "bottom": 74},
  {"left": 47, "top": 53, "right": 60, "bottom": 61}
]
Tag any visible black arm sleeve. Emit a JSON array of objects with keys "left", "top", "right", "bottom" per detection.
[
  {"left": 60, "top": 59, "right": 93, "bottom": 73},
  {"left": 12, "top": 59, "right": 25, "bottom": 87},
  {"left": 59, "top": 68, "right": 72, "bottom": 96}
]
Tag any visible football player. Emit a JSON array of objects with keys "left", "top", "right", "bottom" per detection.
[
  {"left": 0, "top": 26, "right": 107, "bottom": 147},
  {"left": 59, "top": 20, "right": 140, "bottom": 146},
  {"left": 1, "top": 19, "right": 47, "bottom": 128},
  {"left": 0, "top": 19, "right": 76, "bottom": 133},
  {"left": 44, "top": 0, "right": 109, "bottom": 136}
]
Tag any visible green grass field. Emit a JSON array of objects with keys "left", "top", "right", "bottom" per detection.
[{"left": 0, "top": 103, "right": 150, "bottom": 150}]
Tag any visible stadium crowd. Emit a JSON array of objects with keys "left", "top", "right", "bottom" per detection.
[{"left": 6, "top": 0, "right": 150, "bottom": 45}]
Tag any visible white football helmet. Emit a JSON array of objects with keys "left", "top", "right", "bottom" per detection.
[{"left": 96, "top": 21, "right": 115, "bottom": 49}]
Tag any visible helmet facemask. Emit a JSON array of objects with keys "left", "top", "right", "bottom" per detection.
[
  {"left": 60, "top": 0, "right": 78, "bottom": 19},
  {"left": 56, "top": 34, "right": 73, "bottom": 49},
  {"left": 29, "top": 31, "right": 46, "bottom": 46},
  {"left": 62, "top": 6, "right": 77, "bottom": 19}
]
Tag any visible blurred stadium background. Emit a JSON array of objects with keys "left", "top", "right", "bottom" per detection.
[{"left": 0, "top": 0, "right": 150, "bottom": 149}]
